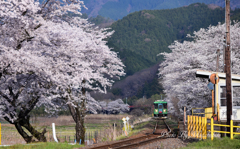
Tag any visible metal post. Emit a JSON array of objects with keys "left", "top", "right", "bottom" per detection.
[
  {"left": 225, "top": 0, "right": 232, "bottom": 137},
  {"left": 52, "top": 123, "right": 58, "bottom": 142},
  {"left": 211, "top": 118, "right": 214, "bottom": 140},
  {"left": 184, "top": 107, "right": 186, "bottom": 130},
  {"left": 196, "top": 116, "right": 199, "bottom": 138},
  {"left": 201, "top": 117, "right": 204, "bottom": 139},
  {"left": 230, "top": 119, "right": 233, "bottom": 139},
  {"left": 215, "top": 74, "right": 219, "bottom": 115},
  {"left": 198, "top": 117, "right": 201, "bottom": 139},
  {"left": 193, "top": 116, "right": 195, "bottom": 137},
  {"left": 0, "top": 123, "right": 1, "bottom": 145},
  {"left": 113, "top": 123, "right": 116, "bottom": 140},
  {"left": 188, "top": 115, "right": 190, "bottom": 137}
]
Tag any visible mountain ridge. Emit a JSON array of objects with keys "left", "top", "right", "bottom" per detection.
[
  {"left": 82, "top": 0, "right": 240, "bottom": 20},
  {"left": 98, "top": 3, "right": 240, "bottom": 100}
]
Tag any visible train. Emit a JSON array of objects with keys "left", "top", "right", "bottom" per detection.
[{"left": 153, "top": 100, "right": 167, "bottom": 118}]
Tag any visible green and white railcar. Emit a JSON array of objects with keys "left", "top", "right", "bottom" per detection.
[{"left": 153, "top": 100, "right": 167, "bottom": 118}]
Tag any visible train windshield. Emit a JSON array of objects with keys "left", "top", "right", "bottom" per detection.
[
  {"left": 154, "top": 104, "right": 158, "bottom": 109},
  {"left": 163, "top": 103, "right": 167, "bottom": 109},
  {"left": 158, "top": 104, "right": 162, "bottom": 109}
]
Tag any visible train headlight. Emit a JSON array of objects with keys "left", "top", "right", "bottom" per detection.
[
  {"left": 163, "top": 109, "right": 166, "bottom": 112},
  {"left": 155, "top": 109, "right": 158, "bottom": 112}
]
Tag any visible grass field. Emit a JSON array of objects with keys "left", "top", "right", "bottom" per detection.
[
  {"left": 182, "top": 137, "right": 240, "bottom": 149},
  {"left": 3, "top": 115, "right": 240, "bottom": 149},
  {"left": 0, "top": 114, "right": 135, "bottom": 145},
  {"left": 0, "top": 142, "right": 84, "bottom": 149}
]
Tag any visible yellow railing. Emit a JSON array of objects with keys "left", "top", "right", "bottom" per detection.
[
  {"left": 188, "top": 115, "right": 240, "bottom": 140},
  {"left": 188, "top": 115, "right": 207, "bottom": 139},
  {"left": 208, "top": 118, "right": 240, "bottom": 140},
  {"left": 192, "top": 108, "right": 205, "bottom": 115},
  {"left": 192, "top": 108, "right": 213, "bottom": 119}
]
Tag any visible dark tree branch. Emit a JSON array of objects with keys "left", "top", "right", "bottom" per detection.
[
  {"left": 8, "top": 86, "right": 14, "bottom": 97},
  {"left": 18, "top": 96, "right": 40, "bottom": 118},
  {"left": 3, "top": 116, "right": 14, "bottom": 124},
  {"left": 68, "top": 103, "right": 77, "bottom": 122},
  {"left": 41, "top": 0, "right": 50, "bottom": 13},
  {"left": 25, "top": 29, "right": 30, "bottom": 36},
  {"left": 16, "top": 39, "right": 26, "bottom": 50},
  {"left": 15, "top": 86, "right": 24, "bottom": 101},
  {"left": 0, "top": 90, "right": 12, "bottom": 104},
  {"left": 22, "top": 9, "right": 28, "bottom": 16},
  {"left": 34, "top": 24, "right": 42, "bottom": 30},
  {"left": 2, "top": 64, "right": 10, "bottom": 75}
]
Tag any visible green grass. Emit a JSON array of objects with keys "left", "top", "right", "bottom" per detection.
[
  {"left": 115, "top": 128, "right": 144, "bottom": 141},
  {"left": 0, "top": 142, "right": 83, "bottom": 149},
  {"left": 183, "top": 137, "right": 240, "bottom": 149}
]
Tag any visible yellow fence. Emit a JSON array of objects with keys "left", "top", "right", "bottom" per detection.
[
  {"left": 188, "top": 115, "right": 207, "bottom": 139},
  {"left": 204, "top": 107, "right": 213, "bottom": 119},
  {"left": 192, "top": 108, "right": 212, "bottom": 119},
  {"left": 188, "top": 115, "right": 240, "bottom": 140},
  {"left": 208, "top": 118, "right": 240, "bottom": 140}
]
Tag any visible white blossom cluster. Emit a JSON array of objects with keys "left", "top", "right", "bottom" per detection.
[
  {"left": 99, "top": 99, "right": 130, "bottom": 114},
  {"left": 159, "top": 22, "right": 240, "bottom": 115},
  {"left": 0, "top": 0, "right": 125, "bottom": 122},
  {"left": 86, "top": 95, "right": 129, "bottom": 114}
]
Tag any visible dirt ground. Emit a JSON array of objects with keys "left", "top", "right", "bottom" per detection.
[
  {"left": 79, "top": 128, "right": 188, "bottom": 149},
  {"left": 79, "top": 120, "right": 189, "bottom": 149},
  {"left": 0, "top": 114, "right": 190, "bottom": 148}
]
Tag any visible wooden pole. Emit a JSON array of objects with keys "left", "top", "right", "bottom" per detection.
[
  {"left": 225, "top": 0, "right": 232, "bottom": 137},
  {"left": 212, "top": 90, "right": 214, "bottom": 115}
]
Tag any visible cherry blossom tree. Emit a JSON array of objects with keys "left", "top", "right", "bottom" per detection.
[
  {"left": 0, "top": 0, "right": 125, "bottom": 143},
  {"left": 159, "top": 22, "right": 240, "bottom": 116}
]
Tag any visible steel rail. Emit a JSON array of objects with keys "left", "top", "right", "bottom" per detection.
[
  {"left": 88, "top": 119, "right": 172, "bottom": 149},
  {"left": 113, "top": 136, "right": 166, "bottom": 149},
  {"left": 87, "top": 135, "right": 153, "bottom": 149},
  {"left": 163, "top": 120, "right": 172, "bottom": 133}
]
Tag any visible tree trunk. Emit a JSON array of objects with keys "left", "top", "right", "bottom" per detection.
[
  {"left": 79, "top": 87, "right": 86, "bottom": 144},
  {"left": 19, "top": 117, "right": 47, "bottom": 142},
  {"left": 68, "top": 102, "right": 86, "bottom": 144},
  {"left": 15, "top": 122, "right": 33, "bottom": 143},
  {"left": 13, "top": 116, "right": 47, "bottom": 143},
  {"left": 68, "top": 86, "right": 86, "bottom": 144},
  {"left": 75, "top": 105, "right": 85, "bottom": 144}
]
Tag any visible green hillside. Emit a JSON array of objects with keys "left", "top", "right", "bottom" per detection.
[
  {"left": 105, "top": 4, "right": 240, "bottom": 99},
  {"left": 107, "top": 3, "right": 227, "bottom": 75}
]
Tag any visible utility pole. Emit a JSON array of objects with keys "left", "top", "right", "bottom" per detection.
[{"left": 225, "top": 0, "right": 232, "bottom": 137}]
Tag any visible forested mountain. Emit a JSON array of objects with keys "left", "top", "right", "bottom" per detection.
[
  {"left": 101, "top": 3, "right": 240, "bottom": 100},
  {"left": 81, "top": 0, "right": 240, "bottom": 20},
  {"left": 108, "top": 3, "right": 226, "bottom": 76}
]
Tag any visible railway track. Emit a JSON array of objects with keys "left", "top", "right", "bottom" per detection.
[{"left": 87, "top": 119, "right": 173, "bottom": 149}]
